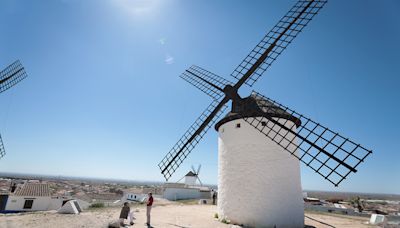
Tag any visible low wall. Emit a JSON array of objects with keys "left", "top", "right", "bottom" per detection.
[{"left": 163, "top": 188, "right": 200, "bottom": 201}]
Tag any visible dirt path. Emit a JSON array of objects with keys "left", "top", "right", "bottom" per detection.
[{"left": 0, "top": 204, "right": 376, "bottom": 228}]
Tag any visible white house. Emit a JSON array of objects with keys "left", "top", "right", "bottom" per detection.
[
  {"left": 121, "top": 192, "right": 147, "bottom": 203},
  {"left": 0, "top": 183, "right": 68, "bottom": 213}
]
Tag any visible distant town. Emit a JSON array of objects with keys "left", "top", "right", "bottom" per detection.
[
  {"left": 0, "top": 172, "right": 163, "bottom": 207},
  {"left": 0, "top": 172, "right": 398, "bottom": 214},
  {"left": 0, "top": 172, "right": 398, "bottom": 227}
]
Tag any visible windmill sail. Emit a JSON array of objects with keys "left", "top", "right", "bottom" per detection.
[
  {"left": 0, "top": 60, "right": 28, "bottom": 160},
  {"left": 196, "top": 164, "right": 201, "bottom": 175},
  {"left": 0, "top": 60, "right": 28, "bottom": 94},
  {"left": 231, "top": 0, "right": 327, "bottom": 87},
  {"left": 0, "top": 135, "right": 5, "bottom": 159},
  {"left": 160, "top": 0, "right": 330, "bottom": 182},
  {"left": 242, "top": 91, "right": 372, "bottom": 186},
  {"left": 180, "top": 65, "right": 233, "bottom": 101},
  {"left": 159, "top": 0, "right": 372, "bottom": 187},
  {"left": 197, "top": 176, "right": 203, "bottom": 186},
  {"left": 158, "top": 99, "right": 229, "bottom": 180}
]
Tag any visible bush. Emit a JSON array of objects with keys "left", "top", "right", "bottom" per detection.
[
  {"left": 214, "top": 213, "right": 218, "bottom": 219},
  {"left": 90, "top": 202, "right": 105, "bottom": 208},
  {"left": 221, "top": 218, "right": 230, "bottom": 224}
]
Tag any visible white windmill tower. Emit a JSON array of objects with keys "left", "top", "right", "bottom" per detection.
[
  {"left": 177, "top": 165, "right": 203, "bottom": 186},
  {"left": 185, "top": 165, "right": 203, "bottom": 186},
  {"left": 158, "top": 0, "right": 372, "bottom": 227},
  {"left": 215, "top": 96, "right": 304, "bottom": 226}
]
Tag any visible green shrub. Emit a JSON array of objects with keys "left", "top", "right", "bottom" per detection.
[
  {"left": 221, "top": 218, "right": 230, "bottom": 224},
  {"left": 90, "top": 202, "right": 105, "bottom": 208},
  {"left": 214, "top": 213, "right": 218, "bottom": 219}
]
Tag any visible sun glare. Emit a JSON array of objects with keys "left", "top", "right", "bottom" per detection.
[{"left": 113, "top": 0, "right": 161, "bottom": 16}]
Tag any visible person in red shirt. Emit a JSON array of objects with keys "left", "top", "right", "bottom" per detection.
[{"left": 146, "top": 193, "right": 153, "bottom": 226}]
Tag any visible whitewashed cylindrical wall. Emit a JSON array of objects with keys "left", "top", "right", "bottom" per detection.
[{"left": 217, "top": 117, "right": 304, "bottom": 227}]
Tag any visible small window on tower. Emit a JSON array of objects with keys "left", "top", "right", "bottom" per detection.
[
  {"left": 261, "top": 121, "right": 267, "bottom": 127},
  {"left": 236, "top": 123, "right": 241, "bottom": 128}
]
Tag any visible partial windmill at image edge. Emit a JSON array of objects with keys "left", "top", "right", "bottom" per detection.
[
  {"left": 158, "top": 0, "right": 372, "bottom": 187},
  {"left": 0, "top": 60, "right": 28, "bottom": 160}
]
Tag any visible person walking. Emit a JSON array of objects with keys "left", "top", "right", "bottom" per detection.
[{"left": 146, "top": 193, "right": 153, "bottom": 226}]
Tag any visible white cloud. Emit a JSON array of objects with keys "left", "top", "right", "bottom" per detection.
[{"left": 159, "top": 38, "right": 166, "bottom": 45}]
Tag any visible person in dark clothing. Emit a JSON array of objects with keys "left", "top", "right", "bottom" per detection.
[
  {"left": 119, "top": 202, "right": 133, "bottom": 226},
  {"left": 212, "top": 191, "right": 217, "bottom": 205},
  {"left": 10, "top": 183, "right": 17, "bottom": 193},
  {"left": 146, "top": 193, "right": 153, "bottom": 226}
]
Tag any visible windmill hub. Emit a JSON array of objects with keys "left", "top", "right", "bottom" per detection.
[{"left": 222, "top": 84, "right": 240, "bottom": 101}]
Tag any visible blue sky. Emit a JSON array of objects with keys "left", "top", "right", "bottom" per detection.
[{"left": 0, "top": 0, "right": 399, "bottom": 194}]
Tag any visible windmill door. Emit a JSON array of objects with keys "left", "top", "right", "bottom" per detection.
[{"left": 0, "top": 195, "right": 8, "bottom": 211}]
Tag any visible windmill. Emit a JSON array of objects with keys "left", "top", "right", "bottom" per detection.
[
  {"left": 0, "top": 60, "right": 28, "bottom": 160},
  {"left": 158, "top": 0, "right": 372, "bottom": 226},
  {"left": 176, "top": 165, "right": 203, "bottom": 186}
]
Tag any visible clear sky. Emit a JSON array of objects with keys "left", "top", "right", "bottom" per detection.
[{"left": 0, "top": 0, "right": 399, "bottom": 194}]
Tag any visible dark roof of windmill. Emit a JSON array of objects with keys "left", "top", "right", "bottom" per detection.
[
  {"left": 185, "top": 171, "right": 197, "bottom": 177},
  {"left": 14, "top": 183, "right": 51, "bottom": 197},
  {"left": 215, "top": 93, "right": 301, "bottom": 131}
]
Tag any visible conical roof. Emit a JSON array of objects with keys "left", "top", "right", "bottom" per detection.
[
  {"left": 215, "top": 93, "right": 301, "bottom": 131},
  {"left": 185, "top": 171, "right": 197, "bottom": 177}
]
